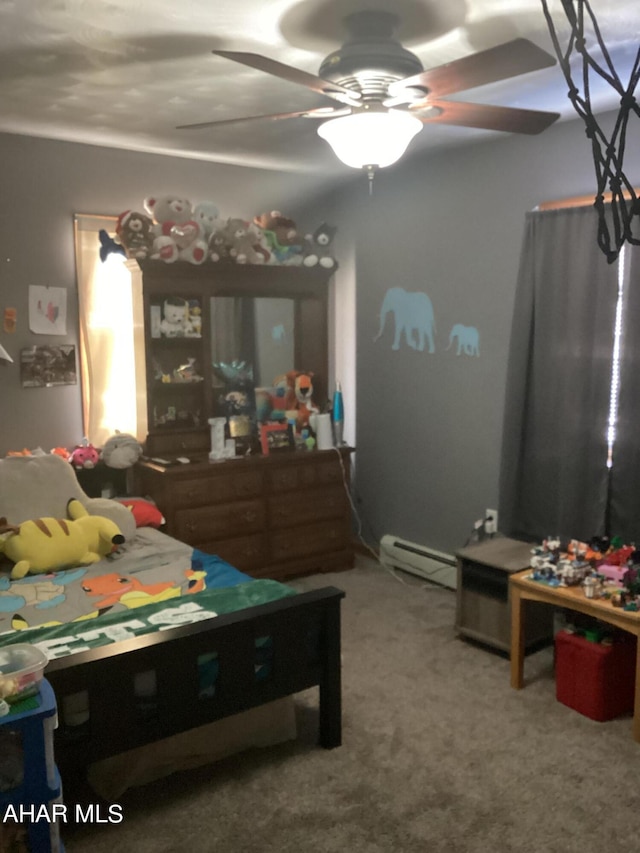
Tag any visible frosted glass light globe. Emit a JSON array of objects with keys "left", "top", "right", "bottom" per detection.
[{"left": 317, "top": 109, "right": 423, "bottom": 169}]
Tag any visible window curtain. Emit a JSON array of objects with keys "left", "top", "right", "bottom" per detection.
[
  {"left": 74, "top": 215, "right": 147, "bottom": 447},
  {"left": 500, "top": 206, "right": 620, "bottom": 542},
  {"left": 609, "top": 244, "right": 640, "bottom": 540}
]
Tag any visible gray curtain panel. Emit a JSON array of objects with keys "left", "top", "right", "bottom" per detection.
[
  {"left": 609, "top": 244, "right": 640, "bottom": 541},
  {"left": 500, "top": 206, "right": 619, "bottom": 543}
]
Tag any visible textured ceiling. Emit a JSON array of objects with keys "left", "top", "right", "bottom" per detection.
[{"left": 0, "top": 0, "right": 637, "bottom": 174}]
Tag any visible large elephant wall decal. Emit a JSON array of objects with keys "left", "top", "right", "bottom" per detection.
[
  {"left": 447, "top": 324, "right": 480, "bottom": 356},
  {"left": 373, "top": 287, "right": 436, "bottom": 353}
]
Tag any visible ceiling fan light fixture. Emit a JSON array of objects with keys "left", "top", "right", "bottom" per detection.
[{"left": 317, "top": 109, "right": 422, "bottom": 169}]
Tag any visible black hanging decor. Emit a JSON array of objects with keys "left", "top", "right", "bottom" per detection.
[{"left": 541, "top": 0, "right": 640, "bottom": 263}]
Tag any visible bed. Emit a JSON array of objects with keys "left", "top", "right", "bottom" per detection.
[{"left": 0, "top": 455, "right": 344, "bottom": 798}]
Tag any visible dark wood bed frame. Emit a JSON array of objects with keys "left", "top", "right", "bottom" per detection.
[{"left": 45, "top": 585, "right": 344, "bottom": 782}]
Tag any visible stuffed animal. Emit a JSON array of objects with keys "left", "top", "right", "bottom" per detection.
[
  {"left": 192, "top": 201, "right": 222, "bottom": 241},
  {"left": 0, "top": 499, "right": 125, "bottom": 580},
  {"left": 276, "top": 370, "right": 319, "bottom": 431},
  {"left": 253, "top": 211, "right": 303, "bottom": 265},
  {"left": 160, "top": 297, "right": 195, "bottom": 337},
  {"left": 69, "top": 439, "right": 100, "bottom": 470},
  {"left": 225, "top": 218, "right": 269, "bottom": 264},
  {"left": 303, "top": 223, "right": 338, "bottom": 269},
  {"left": 208, "top": 225, "right": 234, "bottom": 263},
  {"left": 143, "top": 195, "right": 207, "bottom": 264},
  {"left": 50, "top": 447, "right": 70, "bottom": 461},
  {"left": 115, "top": 210, "right": 154, "bottom": 260},
  {"left": 101, "top": 431, "right": 143, "bottom": 469}
]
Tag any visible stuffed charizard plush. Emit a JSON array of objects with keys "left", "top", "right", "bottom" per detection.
[{"left": 0, "top": 499, "right": 124, "bottom": 580}]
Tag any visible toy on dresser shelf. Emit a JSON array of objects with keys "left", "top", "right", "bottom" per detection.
[
  {"left": 212, "top": 218, "right": 269, "bottom": 265},
  {"left": 302, "top": 223, "right": 338, "bottom": 269},
  {"left": 115, "top": 210, "right": 154, "bottom": 260},
  {"left": 192, "top": 201, "right": 222, "bottom": 242},
  {"left": 143, "top": 195, "right": 208, "bottom": 264},
  {"left": 0, "top": 499, "right": 124, "bottom": 580},
  {"left": 159, "top": 297, "right": 201, "bottom": 338},
  {"left": 276, "top": 369, "right": 319, "bottom": 432},
  {"left": 253, "top": 211, "right": 303, "bottom": 265}
]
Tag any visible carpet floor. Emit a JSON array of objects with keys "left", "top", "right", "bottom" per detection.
[{"left": 63, "top": 557, "right": 639, "bottom": 853}]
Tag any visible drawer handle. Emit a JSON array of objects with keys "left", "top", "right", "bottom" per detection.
[
  {"left": 185, "top": 521, "right": 197, "bottom": 533},
  {"left": 243, "top": 511, "right": 257, "bottom": 523}
]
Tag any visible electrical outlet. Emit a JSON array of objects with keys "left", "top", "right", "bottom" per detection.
[{"left": 485, "top": 508, "right": 498, "bottom": 535}]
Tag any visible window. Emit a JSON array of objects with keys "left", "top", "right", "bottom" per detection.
[{"left": 74, "top": 215, "right": 147, "bottom": 446}]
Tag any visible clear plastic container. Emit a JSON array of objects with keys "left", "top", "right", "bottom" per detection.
[{"left": 0, "top": 643, "right": 48, "bottom": 703}]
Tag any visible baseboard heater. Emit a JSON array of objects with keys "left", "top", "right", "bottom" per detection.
[{"left": 379, "top": 535, "right": 457, "bottom": 590}]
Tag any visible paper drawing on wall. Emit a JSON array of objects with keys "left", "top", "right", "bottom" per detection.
[
  {"left": 374, "top": 287, "right": 435, "bottom": 352},
  {"left": 447, "top": 324, "right": 480, "bottom": 356},
  {"left": 28, "top": 286, "right": 67, "bottom": 335}
]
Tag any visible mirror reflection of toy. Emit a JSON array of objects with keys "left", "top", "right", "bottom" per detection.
[
  {"left": 152, "top": 357, "right": 202, "bottom": 384},
  {"left": 154, "top": 404, "right": 201, "bottom": 429},
  {"left": 159, "top": 297, "right": 202, "bottom": 338}
]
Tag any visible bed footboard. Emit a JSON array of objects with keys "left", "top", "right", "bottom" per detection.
[{"left": 45, "top": 586, "right": 344, "bottom": 776}]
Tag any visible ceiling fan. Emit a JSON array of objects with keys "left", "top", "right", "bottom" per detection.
[{"left": 178, "top": 10, "right": 560, "bottom": 172}]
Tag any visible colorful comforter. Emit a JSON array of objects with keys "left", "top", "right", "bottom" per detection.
[{"left": 0, "top": 528, "right": 294, "bottom": 659}]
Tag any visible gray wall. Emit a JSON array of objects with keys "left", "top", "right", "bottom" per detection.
[
  {"left": 2, "top": 115, "right": 638, "bottom": 559},
  {"left": 0, "top": 132, "right": 340, "bottom": 454},
  {"left": 342, "top": 112, "right": 640, "bottom": 554}
]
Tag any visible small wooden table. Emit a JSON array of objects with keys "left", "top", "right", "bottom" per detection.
[{"left": 509, "top": 570, "right": 640, "bottom": 742}]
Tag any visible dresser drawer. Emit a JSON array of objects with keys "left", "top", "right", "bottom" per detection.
[
  {"left": 197, "top": 533, "right": 268, "bottom": 573},
  {"left": 173, "top": 470, "right": 263, "bottom": 507},
  {"left": 268, "top": 485, "right": 346, "bottom": 529},
  {"left": 270, "top": 518, "right": 348, "bottom": 562},
  {"left": 267, "top": 457, "right": 345, "bottom": 493},
  {"left": 174, "top": 499, "right": 265, "bottom": 544}
]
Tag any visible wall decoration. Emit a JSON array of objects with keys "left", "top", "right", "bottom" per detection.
[
  {"left": 446, "top": 324, "right": 480, "bottom": 356},
  {"left": 4, "top": 307, "right": 16, "bottom": 334},
  {"left": 373, "top": 287, "right": 436, "bottom": 352},
  {"left": 20, "top": 345, "right": 77, "bottom": 388},
  {"left": 28, "top": 286, "right": 67, "bottom": 335}
]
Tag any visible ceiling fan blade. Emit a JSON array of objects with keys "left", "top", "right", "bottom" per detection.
[
  {"left": 177, "top": 106, "right": 349, "bottom": 131},
  {"left": 418, "top": 99, "right": 560, "bottom": 135},
  {"left": 213, "top": 50, "right": 360, "bottom": 104},
  {"left": 394, "top": 38, "right": 556, "bottom": 99}
]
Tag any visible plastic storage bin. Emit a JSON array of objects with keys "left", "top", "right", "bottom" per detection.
[
  {"left": 0, "top": 678, "right": 64, "bottom": 853},
  {"left": 0, "top": 644, "right": 48, "bottom": 704},
  {"left": 555, "top": 630, "right": 637, "bottom": 722}
]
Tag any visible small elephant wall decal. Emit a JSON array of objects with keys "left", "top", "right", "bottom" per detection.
[
  {"left": 373, "top": 287, "right": 436, "bottom": 352},
  {"left": 447, "top": 324, "right": 480, "bottom": 356}
]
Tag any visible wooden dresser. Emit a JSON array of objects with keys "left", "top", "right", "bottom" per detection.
[{"left": 134, "top": 448, "right": 354, "bottom": 581}]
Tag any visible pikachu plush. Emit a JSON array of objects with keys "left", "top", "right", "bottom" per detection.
[{"left": 0, "top": 499, "right": 124, "bottom": 580}]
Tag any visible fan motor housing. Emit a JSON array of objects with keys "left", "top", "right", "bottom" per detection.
[{"left": 318, "top": 11, "right": 423, "bottom": 99}]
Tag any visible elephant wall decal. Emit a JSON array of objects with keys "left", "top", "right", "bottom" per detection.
[
  {"left": 373, "top": 287, "right": 436, "bottom": 352},
  {"left": 446, "top": 324, "right": 480, "bottom": 356}
]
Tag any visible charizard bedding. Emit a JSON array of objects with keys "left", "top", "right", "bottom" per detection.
[{"left": 0, "top": 528, "right": 294, "bottom": 658}]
